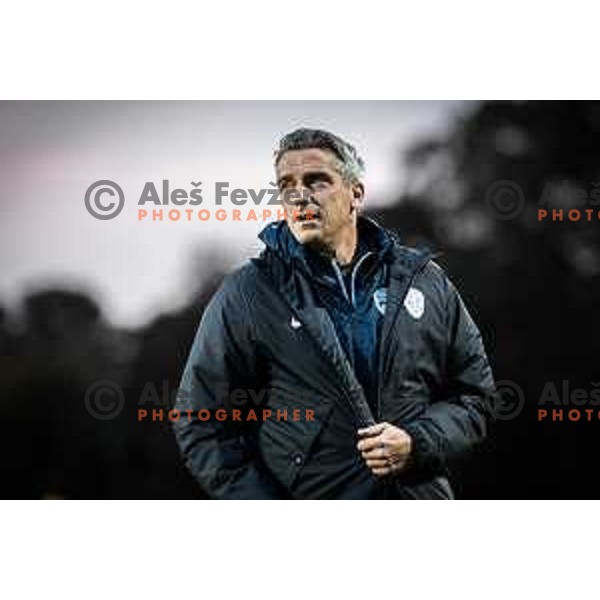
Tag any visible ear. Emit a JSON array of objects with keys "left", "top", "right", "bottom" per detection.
[{"left": 351, "top": 181, "right": 365, "bottom": 212}]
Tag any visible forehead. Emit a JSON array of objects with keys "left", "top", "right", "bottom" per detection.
[{"left": 276, "top": 148, "right": 340, "bottom": 175}]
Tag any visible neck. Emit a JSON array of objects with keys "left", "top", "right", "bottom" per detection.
[{"left": 331, "top": 224, "right": 358, "bottom": 266}]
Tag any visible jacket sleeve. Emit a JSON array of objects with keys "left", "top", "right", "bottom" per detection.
[
  {"left": 403, "top": 270, "right": 495, "bottom": 480},
  {"left": 173, "top": 272, "right": 285, "bottom": 499}
]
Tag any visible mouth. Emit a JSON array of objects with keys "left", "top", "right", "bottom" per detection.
[{"left": 294, "top": 207, "right": 322, "bottom": 223}]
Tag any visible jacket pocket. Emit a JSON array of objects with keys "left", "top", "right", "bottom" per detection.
[{"left": 256, "top": 399, "right": 335, "bottom": 491}]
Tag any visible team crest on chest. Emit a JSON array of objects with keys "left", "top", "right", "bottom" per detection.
[
  {"left": 373, "top": 288, "right": 387, "bottom": 315},
  {"left": 404, "top": 287, "right": 425, "bottom": 320}
]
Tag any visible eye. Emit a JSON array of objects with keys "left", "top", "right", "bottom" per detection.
[
  {"left": 277, "top": 177, "right": 293, "bottom": 191},
  {"left": 304, "top": 173, "right": 332, "bottom": 190},
  {"left": 310, "top": 180, "right": 329, "bottom": 191}
]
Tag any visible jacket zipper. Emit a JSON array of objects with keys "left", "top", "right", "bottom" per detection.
[
  {"left": 329, "top": 252, "right": 377, "bottom": 427},
  {"left": 330, "top": 252, "right": 373, "bottom": 309}
]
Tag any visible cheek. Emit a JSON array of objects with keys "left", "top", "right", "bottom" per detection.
[
  {"left": 283, "top": 203, "right": 301, "bottom": 222},
  {"left": 315, "top": 188, "right": 339, "bottom": 205},
  {"left": 324, "top": 195, "right": 351, "bottom": 220}
]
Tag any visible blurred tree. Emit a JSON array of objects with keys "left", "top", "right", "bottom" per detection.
[
  {"left": 0, "top": 254, "right": 226, "bottom": 498},
  {"left": 370, "top": 101, "right": 600, "bottom": 498}
]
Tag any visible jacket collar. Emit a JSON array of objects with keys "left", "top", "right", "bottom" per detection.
[
  {"left": 255, "top": 215, "right": 434, "bottom": 316},
  {"left": 257, "top": 216, "right": 396, "bottom": 275}
]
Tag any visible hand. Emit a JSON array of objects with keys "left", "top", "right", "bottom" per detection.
[{"left": 356, "top": 422, "right": 413, "bottom": 478}]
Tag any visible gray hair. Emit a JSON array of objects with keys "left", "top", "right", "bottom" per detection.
[{"left": 274, "top": 128, "right": 365, "bottom": 183}]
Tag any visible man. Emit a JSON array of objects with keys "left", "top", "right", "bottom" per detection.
[{"left": 174, "top": 128, "right": 495, "bottom": 499}]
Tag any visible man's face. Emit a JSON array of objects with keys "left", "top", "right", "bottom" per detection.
[{"left": 275, "top": 148, "right": 364, "bottom": 251}]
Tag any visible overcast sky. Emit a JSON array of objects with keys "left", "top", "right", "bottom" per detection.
[{"left": 0, "top": 101, "right": 473, "bottom": 328}]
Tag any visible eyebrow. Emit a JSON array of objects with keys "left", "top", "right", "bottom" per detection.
[
  {"left": 277, "top": 170, "right": 334, "bottom": 187},
  {"left": 303, "top": 170, "right": 334, "bottom": 183}
]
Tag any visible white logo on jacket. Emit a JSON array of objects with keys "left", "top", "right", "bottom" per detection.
[
  {"left": 373, "top": 288, "right": 387, "bottom": 315},
  {"left": 290, "top": 316, "right": 302, "bottom": 329},
  {"left": 404, "top": 287, "right": 425, "bottom": 320}
]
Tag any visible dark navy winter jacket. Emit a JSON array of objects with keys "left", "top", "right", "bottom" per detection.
[{"left": 174, "top": 217, "right": 495, "bottom": 499}]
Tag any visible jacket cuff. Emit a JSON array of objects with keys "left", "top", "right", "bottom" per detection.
[{"left": 401, "top": 421, "right": 445, "bottom": 482}]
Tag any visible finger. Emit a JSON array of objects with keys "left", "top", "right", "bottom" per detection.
[
  {"left": 365, "top": 459, "right": 389, "bottom": 469},
  {"left": 360, "top": 443, "right": 388, "bottom": 458},
  {"left": 371, "top": 467, "right": 390, "bottom": 477},
  {"left": 360, "top": 446, "right": 390, "bottom": 460},
  {"left": 357, "top": 423, "right": 387, "bottom": 438},
  {"left": 357, "top": 435, "right": 386, "bottom": 453},
  {"left": 363, "top": 449, "right": 409, "bottom": 467}
]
